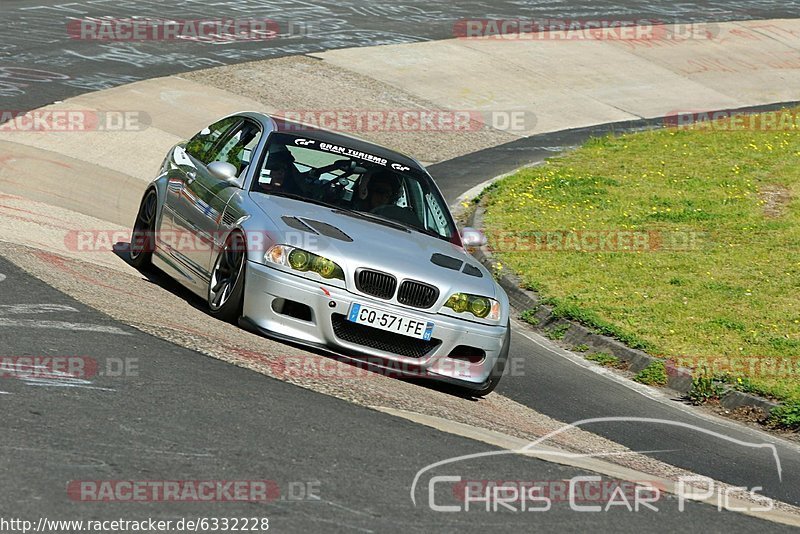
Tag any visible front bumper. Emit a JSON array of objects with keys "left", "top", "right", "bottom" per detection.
[{"left": 242, "top": 260, "right": 508, "bottom": 386}]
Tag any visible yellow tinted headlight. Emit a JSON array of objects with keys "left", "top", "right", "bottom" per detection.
[
  {"left": 445, "top": 293, "right": 469, "bottom": 313},
  {"left": 312, "top": 256, "right": 341, "bottom": 279},
  {"left": 288, "top": 249, "right": 312, "bottom": 271},
  {"left": 444, "top": 293, "right": 500, "bottom": 320},
  {"left": 469, "top": 297, "right": 491, "bottom": 318},
  {"left": 265, "top": 245, "right": 344, "bottom": 282}
]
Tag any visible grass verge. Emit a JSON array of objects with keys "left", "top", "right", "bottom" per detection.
[
  {"left": 585, "top": 352, "right": 625, "bottom": 369},
  {"left": 483, "top": 108, "right": 800, "bottom": 419},
  {"left": 634, "top": 361, "right": 668, "bottom": 386}
]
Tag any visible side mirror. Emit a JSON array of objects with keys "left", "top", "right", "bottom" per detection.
[
  {"left": 460, "top": 227, "right": 487, "bottom": 247},
  {"left": 208, "top": 161, "right": 239, "bottom": 185}
]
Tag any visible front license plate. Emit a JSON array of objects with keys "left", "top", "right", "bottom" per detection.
[{"left": 347, "top": 303, "right": 434, "bottom": 340}]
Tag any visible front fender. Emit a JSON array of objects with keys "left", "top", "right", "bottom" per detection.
[
  {"left": 236, "top": 215, "right": 277, "bottom": 266},
  {"left": 146, "top": 173, "right": 169, "bottom": 235}
]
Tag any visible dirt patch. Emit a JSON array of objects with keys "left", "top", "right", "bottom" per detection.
[
  {"left": 705, "top": 403, "right": 800, "bottom": 444},
  {"left": 759, "top": 184, "right": 792, "bottom": 218},
  {"left": 715, "top": 404, "right": 770, "bottom": 425}
]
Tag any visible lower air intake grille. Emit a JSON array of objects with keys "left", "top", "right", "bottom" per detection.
[
  {"left": 355, "top": 269, "right": 396, "bottom": 300},
  {"left": 397, "top": 280, "right": 439, "bottom": 309},
  {"left": 331, "top": 314, "right": 440, "bottom": 359}
]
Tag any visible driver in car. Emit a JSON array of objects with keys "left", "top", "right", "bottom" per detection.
[
  {"left": 261, "top": 148, "right": 305, "bottom": 195},
  {"left": 259, "top": 147, "right": 355, "bottom": 199},
  {"left": 356, "top": 169, "right": 423, "bottom": 229},
  {"left": 359, "top": 170, "right": 402, "bottom": 212}
]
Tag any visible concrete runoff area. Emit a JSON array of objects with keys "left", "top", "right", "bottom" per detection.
[{"left": 308, "top": 19, "right": 800, "bottom": 137}]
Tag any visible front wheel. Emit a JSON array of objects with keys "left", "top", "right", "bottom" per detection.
[
  {"left": 208, "top": 231, "right": 246, "bottom": 323},
  {"left": 129, "top": 189, "right": 158, "bottom": 270},
  {"left": 471, "top": 320, "right": 511, "bottom": 397}
]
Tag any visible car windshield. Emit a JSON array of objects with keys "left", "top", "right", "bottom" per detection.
[{"left": 252, "top": 133, "right": 457, "bottom": 241}]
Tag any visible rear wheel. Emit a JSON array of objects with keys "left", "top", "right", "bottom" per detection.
[
  {"left": 129, "top": 189, "right": 157, "bottom": 269},
  {"left": 471, "top": 320, "right": 511, "bottom": 397},
  {"left": 208, "top": 231, "right": 246, "bottom": 323}
]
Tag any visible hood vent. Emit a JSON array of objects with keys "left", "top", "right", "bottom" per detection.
[
  {"left": 281, "top": 216, "right": 318, "bottom": 234},
  {"left": 301, "top": 218, "right": 353, "bottom": 242},
  {"left": 431, "top": 253, "right": 463, "bottom": 271},
  {"left": 462, "top": 264, "right": 483, "bottom": 278}
]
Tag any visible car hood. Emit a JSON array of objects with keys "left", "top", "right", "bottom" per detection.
[{"left": 250, "top": 194, "right": 499, "bottom": 300}]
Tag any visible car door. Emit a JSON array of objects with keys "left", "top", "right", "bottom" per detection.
[
  {"left": 202, "top": 119, "right": 264, "bottom": 269},
  {"left": 169, "top": 117, "right": 263, "bottom": 279},
  {"left": 163, "top": 117, "right": 239, "bottom": 280}
]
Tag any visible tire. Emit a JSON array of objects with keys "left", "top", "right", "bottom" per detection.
[
  {"left": 471, "top": 320, "right": 511, "bottom": 397},
  {"left": 129, "top": 189, "right": 158, "bottom": 270},
  {"left": 208, "top": 231, "right": 246, "bottom": 323}
]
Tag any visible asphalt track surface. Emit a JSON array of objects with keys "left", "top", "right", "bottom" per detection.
[
  {"left": 4, "top": 257, "right": 793, "bottom": 531},
  {"left": 3, "top": 0, "right": 800, "bottom": 530},
  {"left": 3, "top": 0, "right": 800, "bottom": 112}
]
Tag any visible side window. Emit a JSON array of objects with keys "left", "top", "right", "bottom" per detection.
[
  {"left": 185, "top": 117, "right": 239, "bottom": 164},
  {"left": 214, "top": 121, "right": 263, "bottom": 176},
  {"left": 407, "top": 179, "right": 425, "bottom": 215},
  {"left": 396, "top": 181, "right": 408, "bottom": 208},
  {"left": 425, "top": 192, "right": 451, "bottom": 237}
]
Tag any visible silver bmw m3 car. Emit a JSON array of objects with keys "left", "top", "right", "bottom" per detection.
[{"left": 129, "top": 112, "right": 510, "bottom": 395}]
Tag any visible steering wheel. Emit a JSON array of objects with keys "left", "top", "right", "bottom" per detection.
[{"left": 318, "top": 176, "right": 350, "bottom": 202}]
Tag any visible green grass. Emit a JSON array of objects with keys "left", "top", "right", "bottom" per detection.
[
  {"left": 686, "top": 368, "right": 726, "bottom": 405},
  {"left": 545, "top": 297, "right": 654, "bottom": 351},
  {"left": 634, "top": 361, "right": 669, "bottom": 386},
  {"left": 545, "top": 323, "right": 570, "bottom": 340},
  {"left": 585, "top": 352, "right": 623, "bottom": 368},
  {"left": 771, "top": 401, "right": 800, "bottom": 429},
  {"left": 483, "top": 108, "right": 800, "bottom": 412},
  {"left": 519, "top": 308, "right": 540, "bottom": 326}
]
